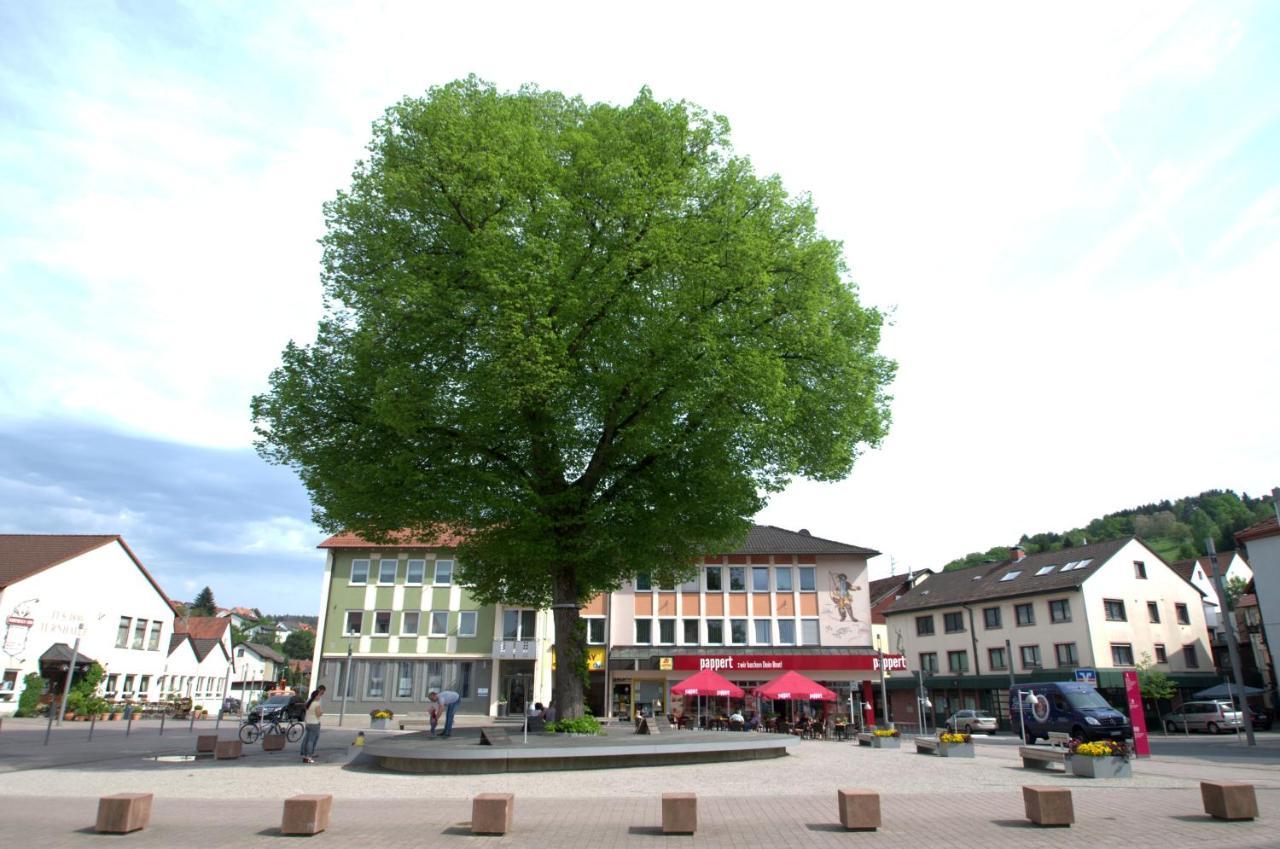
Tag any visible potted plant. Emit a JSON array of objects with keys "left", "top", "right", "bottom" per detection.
[
  {"left": 937, "top": 731, "right": 975, "bottom": 758},
  {"left": 1068, "top": 739, "right": 1132, "bottom": 778},
  {"left": 870, "top": 728, "right": 901, "bottom": 749},
  {"left": 369, "top": 708, "right": 394, "bottom": 730}
]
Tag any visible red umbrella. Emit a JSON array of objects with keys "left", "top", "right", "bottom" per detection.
[
  {"left": 672, "top": 670, "right": 744, "bottom": 728},
  {"left": 753, "top": 671, "right": 836, "bottom": 701}
]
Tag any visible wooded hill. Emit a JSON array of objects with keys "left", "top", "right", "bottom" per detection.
[{"left": 943, "top": 489, "right": 1276, "bottom": 572}]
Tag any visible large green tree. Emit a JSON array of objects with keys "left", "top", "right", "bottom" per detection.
[
  {"left": 191, "top": 586, "right": 216, "bottom": 616},
  {"left": 252, "top": 78, "right": 894, "bottom": 717}
]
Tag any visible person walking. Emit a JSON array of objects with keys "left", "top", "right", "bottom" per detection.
[
  {"left": 300, "top": 685, "right": 325, "bottom": 764},
  {"left": 428, "top": 689, "right": 460, "bottom": 737}
]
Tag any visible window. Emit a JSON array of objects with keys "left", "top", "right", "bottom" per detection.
[
  {"left": 730, "top": 619, "right": 748, "bottom": 645},
  {"left": 116, "top": 617, "right": 131, "bottom": 648},
  {"left": 728, "top": 566, "right": 746, "bottom": 591},
  {"left": 983, "top": 607, "right": 1002, "bottom": 629},
  {"left": 683, "top": 619, "right": 700, "bottom": 644},
  {"left": 1147, "top": 602, "right": 1161, "bottom": 623},
  {"left": 366, "top": 662, "right": 385, "bottom": 698},
  {"left": 429, "top": 611, "right": 448, "bottom": 636},
  {"left": 798, "top": 567, "right": 816, "bottom": 591},
  {"left": 457, "top": 610, "right": 478, "bottom": 638},
  {"left": 1049, "top": 599, "right": 1071, "bottom": 624},
  {"left": 1000, "top": 570, "right": 1022, "bottom": 582},
  {"left": 344, "top": 611, "right": 363, "bottom": 635},
  {"left": 395, "top": 661, "right": 413, "bottom": 698},
  {"left": 138, "top": 675, "right": 151, "bottom": 693},
  {"left": 1182, "top": 644, "right": 1199, "bottom": 668},
  {"left": 1104, "top": 599, "right": 1127, "bottom": 621},
  {"left": 148, "top": 621, "right": 162, "bottom": 651},
  {"left": 944, "top": 611, "right": 965, "bottom": 633},
  {"left": 350, "top": 559, "right": 370, "bottom": 584},
  {"left": 423, "top": 661, "right": 443, "bottom": 697},
  {"left": 585, "top": 618, "right": 606, "bottom": 644},
  {"left": 706, "top": 619, "right": 724, "bottom": 644},
  {"left": 1035, "top": 565, "right": 1056, "bottom": 576},
  {"left": 1015, "top": 603, "right": 1035, "bottom": 626},
  {"left": 406, "top": 559, "right": 426, "bottom": 585},
  {"left": 1110, "top": 643, "right": 1134, "bottom": 665},
  {"left": 777, "top": 619, "right": 796, "bottom": 645},
  {"left": 132, "top": 619, "right": 147, "bottom": 649},
  {"left": 635, "top": 573, "right": 652, "bottom": 591},
  {"left": 800, "top": 619, "right": 820, "bottom": 646},
  {"left": 749, "top": 566, "right": 770, "bottom": 592},
  {"left": 123, "top": 674, "right": 135, "bottom": 694},
  {"left": 502, "top": 609, "right": 536, "bottom": 641},
  {"left": 372, "top": 611, "right": 392, "bottom": 635},
  {"left": 401, "top": 611, "right": 420, "bottom": 635},
  {"left": 1154, "top": 644, "right": 1167, "bottom": 663},
  {"left": 1055, "top": 642, "right": 1078, "bottom": 666},
  {"left": 705, "top": 567, "right": 722, "bottom": 591},
  {"left": 946, "top": 650, "right": 968, "bottom": 673},
  {"left": 753, "top": 620, "right": 771, "bottom": 644},
  {"left": 1133, "top": 560, "right": 1147, "bottom": 579},
  {"left": 1020, "top": 645, "right": 1042, "bottom": 669},
  {"left": 919, "top": 652, "right": 938, "bottom": 673},
  {"left": 915, "top": 615, "right": 935, "bottom": 636},
  {"left": 988, "top": 647, "right": 1007, "bottom": 670},
  {"left": 1175, "top": 603, "right": 1190, "bottom": 625},
  {"left": 433, "top": 559, "right": 454, "bottom": 585},
  {"left": 458, "top": 661, "right": 473, "bottom": 698},
  {"left": 775, "top": 567, "right": 793, "bottom": 591},
  {"left": 634, "top": 619, "right": 652, "bottom": 644},
  {"left": 378, "top": 558, "right": 397, "bottom": 584},
  {"left": 659, "top": 619, "right": 677, "bottom": 644}
]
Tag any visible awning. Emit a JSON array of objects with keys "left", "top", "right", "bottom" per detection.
[
  {"left": 1193, "top": 682, "right": 1266, "bottom": 699},
  {"left": 670, "top": 669, "right": 745, "bottom": 698},
  {"left": 39, "top": 643, "right": 97, "bottom": 667},
  {"left": 753, "top": 670, "right": 837, "bottom": 701}
]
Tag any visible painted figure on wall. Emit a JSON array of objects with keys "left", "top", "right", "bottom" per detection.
[{"left": 830, "top": 573, "right": 859, "bottom": 622}]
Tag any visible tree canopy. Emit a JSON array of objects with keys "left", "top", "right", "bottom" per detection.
[
  {"left": 190, "top": 586, "right": 216, "bottom": 616},
  {"left": 252, "top": 77, "right": 894, "bottom": 714}
]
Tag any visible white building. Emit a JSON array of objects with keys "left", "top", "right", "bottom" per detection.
[
  {"left": 1170, "top": 552, "right": 1254, "bottom": 636},
  {"left": 161, "top": 616, "right": 235, "bottom": 711},
  {"left": 1237, "top": 510, "right": 1280, "bottom": 707},
  {"left": 232, "top": 642, "right": 286, "bottom": 702},
  {"left": 0, "top": 535, "right": 175, "bottom": 715}
]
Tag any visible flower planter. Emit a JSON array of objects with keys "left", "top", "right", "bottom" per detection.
[
  {"left": 871, "top": 736, "right": 900, "bottom": 749},
  {"left": 370, "top": 718, "right": 388, "bottom": 730},
  {"left": 938, "top": 742, "right": 974, "bottom": 758},
  {"left": 1070, "top": 756, "right": 1131, "bottom": 778}
]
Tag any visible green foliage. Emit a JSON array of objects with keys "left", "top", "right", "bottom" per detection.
[
  {"left": 1136, "top": 654, "right": 1175, "bottom": 702},
  {"left": 230, "top": 624, "right": 249, "bottom": 647},
  {"left": 14, "top": 673, "right": 46, "bottom": 717},
  {"left": 943, "top": 489, "right": 1275, "bottom": 571},
  {"left": 252, "top": 77, "right": 894, "bottom": 716},
  {"left": 282, "top": 629, "right": 315, "bottom": 660},
  {"left": 545, "top": 714, "right": 604, "bottom": 735},
  {"left": 1223, "top": 576, "right": 1249, "bottom": 608},
  {"left": 191, "top": 586, "right": 217, "bottom": 616}
]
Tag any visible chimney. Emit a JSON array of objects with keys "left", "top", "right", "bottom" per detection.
[
  {"left": 1011, "top": 545, "right": 1027, "bottom": 563},
  {"left": 798, "top": 528, "right": 810, "bottom": 536}
]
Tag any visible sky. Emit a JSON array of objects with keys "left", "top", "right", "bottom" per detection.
[{"left": 1, "top": 1, "right": 1278, "bottom": 612}]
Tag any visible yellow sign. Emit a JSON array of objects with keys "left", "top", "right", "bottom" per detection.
[
  {"left": 659, "top": 657, "right": 673, "bottom": 671},
  {"left": 550, "top": 647, "right": 606, "bottom": 671}
]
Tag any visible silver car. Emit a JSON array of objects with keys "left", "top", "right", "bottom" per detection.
[
  {"left": 946, "top": 709, "right": 998, "bottom": 734},
  {"left": 1162, "top": 700, "right": 1244, "bottom": 734}
]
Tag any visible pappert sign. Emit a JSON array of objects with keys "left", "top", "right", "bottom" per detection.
[
  {"left": 1123, "top": 669, "right": 1150, "bottom": 757},
  {"left": 672, "top": 654, "right": 907, "bottom": 672}
]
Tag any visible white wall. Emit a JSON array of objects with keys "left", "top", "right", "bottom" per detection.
[{"left": 1244, "top": 532, "right": 1280, "bottom": 674}]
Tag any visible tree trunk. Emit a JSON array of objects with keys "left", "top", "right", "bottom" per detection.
[{"left": 550, "top": 569, "right": 587, "bottom": 719}]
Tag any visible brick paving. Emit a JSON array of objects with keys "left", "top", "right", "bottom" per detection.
[{"left": 1, "top": 718, "right": 1277, "bottom": 847}]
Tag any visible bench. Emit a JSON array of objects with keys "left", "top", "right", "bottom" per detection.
[
  {"left": 837, "top": 789, "right": 880, "bottom": 831},
  {"left": 263, "top": 733, "right": 286, "bottom": 752},
  {"left": 1047, "top": 731, "right": 1071, "bottom": 747},
  {"left": 1201, "top": 781, "right": 1257, "bottom": 820},
  {"left": 1019, "top": 746, "right": 1070, "bottom": 770},
  {"left": 913, "top": 736, "right": 940, "bottom": 755},
  {"left": 662, "top": 792, "right": 697, "bottom": 834},
  {"left": 214, "top": 739, "right": 243, "bottom": 760},
  {"left": 480, "top": 728, "right": 513, "bottom": 746},
  {"left": 472, "top": 793, "right": 514, "bottom": 835},
  {"left": 1023, "top": 785, "right": 1073, "bottom": 827},
  {"left": 856, "top": 733, "right": 874, "bottom": 746},
  {"left": 282, "top": 794, "right": 332, "bottom": 835},
  {"left": 96, "top": 793, "right": 153, "bottom": 834},
  {"left": 196, "top": 734, "right": 218, "bottom": 754}
]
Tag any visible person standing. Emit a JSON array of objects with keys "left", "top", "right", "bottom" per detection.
[
  {"left": 428, "top": 689, "right": 460, "bottom": 737},
  {"left": 300, "top": 685, "right": 325, "bottom": 764}
]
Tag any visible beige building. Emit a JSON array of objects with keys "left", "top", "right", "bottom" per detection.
[{"left": 883, "top": 537, "right": 1219, "bottom": 730}]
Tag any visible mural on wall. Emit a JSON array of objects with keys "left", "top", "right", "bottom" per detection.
[{"left": 817, "top": 564, "right": 870, "bottom": 646}]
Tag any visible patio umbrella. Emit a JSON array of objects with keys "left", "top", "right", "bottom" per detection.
[
  {"left": 672, "top": 670, "right": 745, "bottom": 728},
  {"left": 753, "top": 671, "right": 837, "bottom": 724},
  {"left": 1193, "top": 683, "right": 1265, "bottom": 700}
]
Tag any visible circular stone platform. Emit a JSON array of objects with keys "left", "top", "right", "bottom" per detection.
[{"left": 365, "top": 725, "right": 797, "bottom": 774}]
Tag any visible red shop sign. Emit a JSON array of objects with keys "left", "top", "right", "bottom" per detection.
[{"left": 671, "top": 654, "right": 907, "bottom": 673}]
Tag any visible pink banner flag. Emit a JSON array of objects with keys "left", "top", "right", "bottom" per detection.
[{"left": 1123, "top": 670, "right": 1150, "bottom": 757}]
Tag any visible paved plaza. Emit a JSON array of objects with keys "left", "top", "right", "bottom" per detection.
[{"left": 1, "top": 717, "right": 1277, "bottom": 847}]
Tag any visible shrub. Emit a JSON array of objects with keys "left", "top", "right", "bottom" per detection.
[
  {"left": 545, "top": 715, "right": 603, "bottom": 735},
  {"left": 14, "top": 673, "right": 45, "bottom": 717}
]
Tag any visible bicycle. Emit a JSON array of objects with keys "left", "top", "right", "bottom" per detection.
[{"left": 239, "top": 712, "right": 305, "bottom": 744}]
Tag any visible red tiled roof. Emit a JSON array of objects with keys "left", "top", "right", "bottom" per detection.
[
  {"left": 318, "top": 529, "right": 467, "bottom": 549},
  {"left": 0, "top": 534, "right": 172, "bottom": 607},
  {"left": 1237, "top": 516, "right": 1279, "bottom": 543},
  {"left": 175, "top": 616, "right": 231, "bottom": 641}
]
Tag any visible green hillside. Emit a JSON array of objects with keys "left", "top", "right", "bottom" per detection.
[{"left": 943, "top": 489, "right": 1276, "bottom": 572}]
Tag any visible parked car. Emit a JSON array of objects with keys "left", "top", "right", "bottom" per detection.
[
  {"left": 946, "top": 709, "right": 998, "bottom": 734},
  {"left": 246, "top": 694, "right": 302, "bottom": 724},
  {"left": 1162, "top": 700, "right": 1243, "bottom": 734},
  {"left": 1008, "top": 682, "right": 1131, "bottom": 744},
  {"left": 1247, "top": 705, "right": 1272, "bottom": 731},
  {"left": 219, "top": 697, "right": 242, "bottom": 717}
]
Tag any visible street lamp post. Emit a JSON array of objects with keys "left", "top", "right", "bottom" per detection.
[
  {"left": 338, "top": 642, "right": 352, "bottom": 727},
  {"left": 1205, "top": 538, "right": 1256, "bottom": 747},
  {"left": 876, "top": 635, "right": 889, "bottom": 728},
  {"left": 56, "top": 624, "right": 85, "bottom": 727}
]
